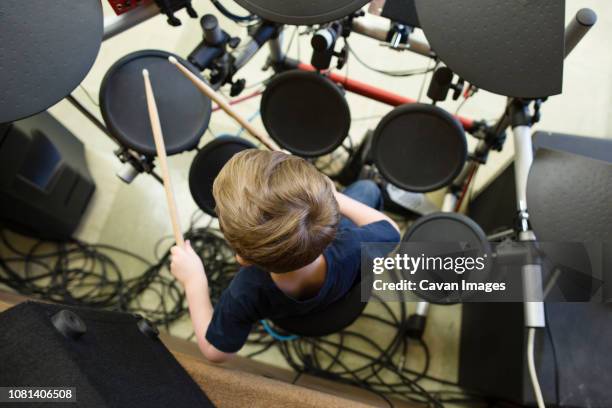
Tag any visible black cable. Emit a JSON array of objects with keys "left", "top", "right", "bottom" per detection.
[
  {"left": 346, "top": 41, "right": 436, "bottom": 78},
  {"left": 210, "top": 0, "right": 257, "bottom": 23},
  {"left": 1, "top": 220, "right": 512, "bottom": 407},
  {"left": 544, "top": 308, "right": 561, "bottom": 407},
  {"left": 79, "top": 85, "right": 99, "bottom": 107},
  {"left": 0, "top": 224, "right": 235, "bottom": 327},
  {"left": 260, "top": 271, "right": 450, "bottom": 407}
]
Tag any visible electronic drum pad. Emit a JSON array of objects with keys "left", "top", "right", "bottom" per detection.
[
  {"left": 401, "top": 213, "right": 491, "bottom": 304},
  {"left": 100, "top": 50, "right": 212, "bottom": 156},
  {"left": 261, "top": 70, "right": 351, "bottom": 157},
  {"left": 371, "top": 104, "right": 467, "bottom": 192},
  {"left": 415, "top": 0, "right": 565, "bottom": 98},
  {"left": 189, "top": 136, "right": 257, "bottom": 216},
  {"left": 232, "top": 0, "right": 371, "bottom": 25},
  {"left": 0, "top": 0, "right": 103, "bottom": 123}
]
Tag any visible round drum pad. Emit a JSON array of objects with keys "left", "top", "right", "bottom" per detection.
[
  {"left": 189, "top": 136, "right": 257, "bottom": 216},
  {"left": 100, "top": 50, "right": 212, "bottom": 156},
  {"left": 261, "top": 70, "right": 351, "bottom": 157},
  {"left": 401, "top": 212, "right": 491, "bottom": 304},
  {"left": 232, "top": 0, "right": 370, "bottom": 25},
  {"left": 372, "top": 104, "right": 467, "bottom": 192},
  {"left": 1, "top": 0, "right": 103, "bottom": 123}
]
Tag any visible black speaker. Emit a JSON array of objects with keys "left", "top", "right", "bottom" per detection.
[
  {"left": 0, "top": 112, "right": 95, "bottom": 240},
  {"left": 459, "top": 302, "right": 612, "bottom": 407},
  {"left": 0, "top": 301, "right": 214, "bottom": 407}
]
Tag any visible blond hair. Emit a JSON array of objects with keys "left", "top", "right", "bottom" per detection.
[{"left": 212, "top": 150, "right": 339, "bottom": 273}]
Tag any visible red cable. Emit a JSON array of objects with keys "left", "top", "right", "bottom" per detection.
[{"left": 454, "top": 164, "right": 479, "bottom": 212}]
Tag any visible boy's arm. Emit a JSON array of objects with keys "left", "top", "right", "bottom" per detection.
[
  {"left": 170, "top": 241, "right": 234, "bottom": 364},
  {"left": 334, "top": 190, "right": 400, "bottom": 233}
]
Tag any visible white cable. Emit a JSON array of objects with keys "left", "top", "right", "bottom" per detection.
[{"left": 527, "top": 327, "right": 546, "bottom": 408}]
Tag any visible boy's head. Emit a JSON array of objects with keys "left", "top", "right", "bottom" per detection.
[{"left": 213, "top": 150, "right": 339, "bottom": 273}]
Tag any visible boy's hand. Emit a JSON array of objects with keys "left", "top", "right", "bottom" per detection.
[{"left": 170, "top": 240, "right": 207, "bottom": 288}]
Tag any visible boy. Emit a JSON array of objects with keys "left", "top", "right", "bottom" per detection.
[{"left": 170, "top": 150, "right": 400, "bottom": 363}]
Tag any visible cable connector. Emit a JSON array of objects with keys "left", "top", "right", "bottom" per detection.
[{"left": 405, "top": 313, "right": 427, "bottom": 340}]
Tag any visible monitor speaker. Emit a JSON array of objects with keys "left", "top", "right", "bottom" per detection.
[
  {"left": 0, "top": 301, "right": 214, "bottom": 407},
  {"left": 0, "top": 112, "right": 95, "bottom": 240},
  {"left": 459, "top": 302, "right": 612, "bottom": 407}
]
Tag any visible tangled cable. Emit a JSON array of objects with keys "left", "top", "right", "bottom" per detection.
[
  {"left": 0, "top": 221, "right": 518, "bottom": 407},
  {"left": 0, "top": 221, "right": 236, "bottom": 330}
]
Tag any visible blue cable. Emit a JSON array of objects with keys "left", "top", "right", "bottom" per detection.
[
  {"left": 237, "top": 110, "right": 261, "bottom": 137},
  {"left": 260, "top": 320, "right": 299, "bottom": 341}
]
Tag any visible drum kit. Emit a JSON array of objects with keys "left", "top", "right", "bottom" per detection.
[
  {"left": 2, "top": 0, "right": 602, "bottom": 276},
  {"left": 3, "top": 1, "right": 609, "bottom": 403},
  {"left": 1, "top": 0, "right": 605, "bottom": 322},
  {"left": 0, "top": 0, "right": 513, "bottom": 218},
  {"left": 87, "top": 9, "right": 474, "bottom": 224}
]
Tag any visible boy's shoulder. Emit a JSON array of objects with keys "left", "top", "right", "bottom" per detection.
[
  {"left": 338, "top": 220, "right": 401, "bottom": 245},
  {"left": 227, "top": 265, "right": 274, "bottom": 297},
  {"left": 327, "top": 220, "right": 400, "bottom": 266},
  {"left": 224, "top": 221, "right": 399, "bottom": 298}
]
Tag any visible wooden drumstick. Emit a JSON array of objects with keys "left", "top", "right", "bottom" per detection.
[
  {"left": 167, "top": 56, "right": 279, "bottom": 152},
  {"left": 142, "top": 69, "right": 185, "bottom": 247}
]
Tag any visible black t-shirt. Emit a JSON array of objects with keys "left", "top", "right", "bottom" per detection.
[{"left": 206, "top": 220, "right": 400, "bottom": 353}]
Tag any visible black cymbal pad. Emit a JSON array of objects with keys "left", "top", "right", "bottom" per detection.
[
  {"left": 415, "top": 0, "right": 565, "bottom": 98},
  {"left": 1, "top": 0, "right": 103, "bottom": 123},
  {"left": 232, "top": 0, "right": 371, "bottom": 25}
]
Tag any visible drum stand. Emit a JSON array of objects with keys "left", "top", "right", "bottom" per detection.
[
  {"left": 65, "top": 95, "right": 164, "bottom": 185},
  {"left": 186, "top": 15, "right": 280, "bottom": 92},
  {"left": 413, "top": 11, "right": 596, "bottom": 407}
]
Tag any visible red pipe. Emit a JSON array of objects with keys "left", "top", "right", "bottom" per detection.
[
  {"left": 212, "top": 89, "right": 263, "bottom": 112},
  {"left": 297, "top": 62, "right": 475, "bottom": 131}
]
